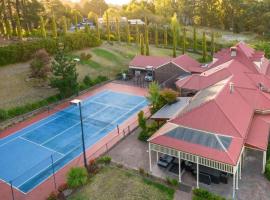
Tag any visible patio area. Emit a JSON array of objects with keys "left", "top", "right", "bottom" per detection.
[{"left": 107, "top": 128, "right": 270, "bottom": 200}]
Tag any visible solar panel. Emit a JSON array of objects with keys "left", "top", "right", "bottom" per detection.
[{"left": 166, "top": 126, "right": 232, "bottom": 151}]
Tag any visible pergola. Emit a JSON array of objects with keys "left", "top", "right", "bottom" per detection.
[{"left": 148, "top": 123, "right": 245, "bottom": 199}]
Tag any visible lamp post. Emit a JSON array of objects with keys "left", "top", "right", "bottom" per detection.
[{"left": 70, "top": 99, "right": 87, "bottom": 168}]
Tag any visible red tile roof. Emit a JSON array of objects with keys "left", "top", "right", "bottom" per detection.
[
  {"left": 129, "top": 54, "right": 205, "bottom": 73},
  {"left": 172, "top": 54, "right": 204, "bottom": 73},
  {"left": 129, "top": 55, "right": 171, "bottom": 69},
  {"left": 149, "top": 42, "right": 270, "bottom": 166}
]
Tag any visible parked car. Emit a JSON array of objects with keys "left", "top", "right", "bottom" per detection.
[{"left": 144, "top": 71, "right": 153, "bottom": 82}]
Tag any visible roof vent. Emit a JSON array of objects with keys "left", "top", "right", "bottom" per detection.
[
  {"left": 230, "top": 47, "right": 237, "bottom": 57},
  {"left": 229, "top": 82, "right": 234, "bottom": 94}
]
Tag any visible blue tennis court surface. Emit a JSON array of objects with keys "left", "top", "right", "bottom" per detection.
[{"left": 0, "top": 90, "right": 148, "bottom": 193}]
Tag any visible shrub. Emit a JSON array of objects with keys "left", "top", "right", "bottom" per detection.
[
  {"left": 67, "top": 167, "right": 88, "bottom": 188},
  {"left": 160, "top": 88, "right": 179, "bottom": 104},
  {"left": 47, "top": 191, "right": 58, "bottom": 200},
  {"left": 97, "top": 156, "right": 111, "bottom": 165},
  {"left": 30, "top": 49, "right": 51, "bottom": 79},
  {"left": 192, "top": 188, "right": 225, "bottom": 200},
  {"left": 83, "top": 75, "right": 93, "bottom": 86},
  {"left": 139, "top": 167, "right": 146, "bottom": 175},
  {"left": 138, "top": 111, "right": 147, "bottom": 130},
  {"left": 138, "top": 129, "right": 150, "bottom": 142},
  {"left": 0, "top": 109, "right": 8, "bottom": 121},
  {"left": 88, "top": 159, "right": 99, "bottom": 174},
  {"left": 265, "top": 160, "right": 270, "bottom": 181},
  {"left": 57, "top": 182, "right": 68, "bottom": 192},
  {"left": 80, "top": 52, "right": 92, "bottom": 61},
  {"left": 166, "top": 177, "right": 178, "bottom": 187}
]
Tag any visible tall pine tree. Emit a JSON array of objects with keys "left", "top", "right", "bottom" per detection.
[
  {"left": 62, "top": 16, "right": 67, "bottom": 35},
  {"left": 51, "top": 47, "right": 79, "bottom": 98},
  {"left": 136, "top": 22, "right": 140, "bottom": 46},
  {"left": 193, "top": 27, "right": 197, "bottom": 52},
  {"left": 140, "top": 33, "right": 145, "bottom": 55},
  {"left": 145, "top": 17, "right": 149, "bottom": 56},
  {"left": 40, "top": 16, "right": 46, "bottom": 38},
  {"left": 105, "top": 11, "right": 110, "bottom": 42},
  {"left": 211, "top": 32, "right": 215, "bottom": 56},
  {"left": 126, "top": 21, "right": 130, "bottom": 44},
  {"left": 116, "top": 17, "right": 120, "bottom": 42},
  {"left": 202, "top": 32, "right": 207, "bottom": 62},
  {"left": 155, "top": 24, "right": 158, "bottom": 47},
  {"left": 182, "top": 27, "right": 186, "bottom": 54},
  {"left": 51, "top": 14, "right": 57, "bottom": 38},
  {"left": 164, "top": 26, "right": 168, "bottom": 48}
]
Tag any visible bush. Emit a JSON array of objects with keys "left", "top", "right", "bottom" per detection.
[
  {"left": 0, "top": 109, "right": 8, "bottom": 121},
  {"left": 166, "top": 177, "right": 178, "bottom": 187},
  {"left": 67, "top": 167, "right": 88, "bottom": 188},
  {"left": 160, "top": 88, "right": 179, "bottom": 104},
  {"left": 80, "top": 52, "right": 92, "bottom": 61},
  {"left": 88, "top": 159, "right": 99, "bottom": 174},
  {"left": 47, "top": 191, "right": 58, "bottom": 200},
  {"left": 97, "top": 156, "right": 111, "bottom": 165},
  {"left": 192, "top": 188, "right": 225, "bottom": 200},
  {"left": 138, "top": 111, "right": 147, "bottom": 130},
  {"left": 138, "top": 121, "right": 159, "bottom": 142},
  {"left": 30, "top": 49, "right": 51, "bottom": 79},
  {"left": 83, "top": 75, "right": 93, "bottom": 86},
  {"left": 57, "top": 182, "right": 68, "bottom": 192},
  {"left": 265, "top": 160, "right": 270, "bottom": 181},
  {"left": 139, "top": 167, "right": 146, "bottom": 175},
  {"left": 0, "top": 95, "right": 60, "bottom": 122}
]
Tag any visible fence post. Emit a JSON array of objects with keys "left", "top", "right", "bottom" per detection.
[
  {"left": 50, "top": 155, "right": 57, "bottom": 190},
  {"left": 117, "top": 125, "right": 119, "bottom": 135},
  {"left": 9, "top": 181, "right": 15, "bottom": 200}
]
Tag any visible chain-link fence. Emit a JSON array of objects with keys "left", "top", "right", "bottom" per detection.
[{"left": 1, "top": 108, "right": 151, "bottom": 200}]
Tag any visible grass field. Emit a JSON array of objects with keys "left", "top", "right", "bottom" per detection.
[
  {"left": 0, "top": 42, "right": 200, "bottom": 109},
  {"left": 68, "top": 166, "right": 175, "bottom": 200}
]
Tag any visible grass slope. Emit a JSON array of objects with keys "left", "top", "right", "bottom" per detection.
[{"left": 68, "top": 166, "right": 175, "bottom": 200}]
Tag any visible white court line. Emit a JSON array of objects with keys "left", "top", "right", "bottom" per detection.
[
  {"left": 0, "top": 91, "right": 111, "bottom": 147},
  {"left": 1, "top": 92, "right": 147, "bottom": 194},
  {"left": 19, "top": 137, "right": 65, "bottom": 157},
  {"left": 16, "top": 153, "right": 63, "bottom": 189},
  {"left": 0, "top": 106, "right": 78, "bottom": 148},
  {"left": 41, "top": 105, "right": 109, "bottom": 145},
  {"left": 8, "top": 98, "right": 148, "bottom": 194}
]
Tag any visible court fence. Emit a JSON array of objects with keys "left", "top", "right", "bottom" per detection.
[{"left": 1, "top": 108, "right": 151, "bottom": 200}]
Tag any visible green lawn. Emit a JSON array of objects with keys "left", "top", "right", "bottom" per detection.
[
  {"left": 72, "top": 42, "right": 202, "bottom": 81},
  {"left": 68, "top": 166, "right": 175, "bottom": 200}
]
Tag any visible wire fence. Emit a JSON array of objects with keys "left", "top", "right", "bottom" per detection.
[{"left": 0, "top": 108, "right": 151, "bottom": 200}]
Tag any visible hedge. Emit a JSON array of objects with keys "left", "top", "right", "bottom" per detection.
[
  {"left": 192, "top": 188, "right": 225, "bottom": 200},
  {"left": 0, "top": 75, "right": 108, "bottom": 122},
  {"left": 0, "top": 95, "right": 61, "bottom": 122},
  {"left": 0, "top": 31, "right": 101, "bottom": 66}
]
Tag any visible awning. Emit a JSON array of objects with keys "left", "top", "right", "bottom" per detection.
[
  {"left": 245, "top": 115, "right": 270, "bottom": 151},
  {"left": 151, "top": 97, "right": 191, "bottom": 120}
]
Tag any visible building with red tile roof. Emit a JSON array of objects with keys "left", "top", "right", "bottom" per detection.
[
  {"left": 129, "top": 54, "right": 205, "bottom": 87},
  {"left": 147, "top": 42, "right": 270, "bottom": 199}
]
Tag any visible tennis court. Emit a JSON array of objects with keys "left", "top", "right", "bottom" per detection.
[{"left": 0, "top": 90, "right": 148, "bottom": 193}]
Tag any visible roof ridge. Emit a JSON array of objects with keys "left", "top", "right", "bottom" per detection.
[{"left": 213, "top": 100, "right": 243, "bottom": 138}]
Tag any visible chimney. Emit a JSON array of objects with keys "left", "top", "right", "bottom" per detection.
[
  {"left": 229, "top": 82, "right": 234, "bottom": 94},
  {"left": 230, "top": 47, "right": 237, "bottom": 57}
]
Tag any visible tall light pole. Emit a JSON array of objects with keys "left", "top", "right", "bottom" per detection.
[{"left": 70, "top": 99, "right": 87, "bottom": 168}]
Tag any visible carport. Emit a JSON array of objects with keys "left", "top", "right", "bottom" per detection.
[{"left": 148, "top": 123, "right": 244, "bottom": 199}]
